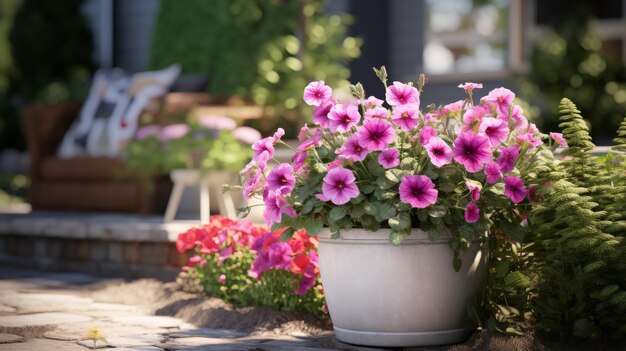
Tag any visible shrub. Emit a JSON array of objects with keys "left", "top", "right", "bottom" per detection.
[{"left": 176, "top": 216, "right": 325, "bottom": 316}]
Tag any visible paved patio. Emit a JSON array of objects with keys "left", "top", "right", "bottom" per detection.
[{"left": 0, "top": 268, "right": 395, "bottom": 351}]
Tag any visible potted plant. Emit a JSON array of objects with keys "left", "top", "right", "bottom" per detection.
[
  {"left": 238, "top": 68, "right": 547, "bottom": 347},
  {"left": 124, "top": 116, "right": 260, "bottom": 215}
]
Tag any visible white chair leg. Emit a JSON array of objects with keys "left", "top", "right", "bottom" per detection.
[
  {"left": 164, "top": 182, "right": 184, "bottom": 223},
  {"left": 199, "top": 181, "right": 210, "bottom": 225},
  {"left": 222, "top": 192, "right": 237, "bottom": 219}
]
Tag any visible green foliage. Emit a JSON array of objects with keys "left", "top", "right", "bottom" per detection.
[
  {"left": 528, "top": 99, "right": 626, "bottom": 342},
  {"left": 0, "top": 0, "right": 17, "bottom": 93},
  {"left": 124, "top": 126, "right": 252, "bottom": 189},
  {"left": 519, "top": 7, "right": 626, "bottom": 138},
  {"left": 251, "top": 0, "right": 361, "bottom": 131},
  {"left": 150, "top": 0, "right": 360, "bottom": 135},
  {"left": 190, "top": 247, "right": 325, "bottom": 317},
  {"left": 8, "top": 0, "right": 93, "bottom": 101},
  {"left": 150, "top": 0, "right": 297, "bottom": 97}
]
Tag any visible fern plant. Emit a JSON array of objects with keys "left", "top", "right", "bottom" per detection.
[{"left": 528, "top": 99, "right": 626, "bottom": 342}]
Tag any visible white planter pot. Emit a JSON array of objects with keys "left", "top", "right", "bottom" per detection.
[{"left": 318, "top": 228, "right": 488, "bottom": 347}]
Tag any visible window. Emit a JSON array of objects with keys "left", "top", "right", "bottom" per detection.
[{"left": 423, "top": 0, "right": 511, "bottom": 76}]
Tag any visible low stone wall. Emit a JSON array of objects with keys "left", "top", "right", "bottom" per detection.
[{"left": 0, "top": 211, "right": 196, "bottom": 281}]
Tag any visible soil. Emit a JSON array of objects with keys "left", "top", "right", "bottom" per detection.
[
  {"left": 89, "top": 277, "right": 333, "bottom": 337},
  {"left": 85, "top": 275, "right": 551, "bottom": 350}
]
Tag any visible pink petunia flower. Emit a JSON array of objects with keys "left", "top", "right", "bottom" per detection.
[
  {"left": 218, "top": 274, "right": 226, "bottom": 284},
  {"left": 484, "top": 161, "right": 502, "bottom": 184},
  {"left": 292, "top": 151, "right": 307, "bottom": 172},
  {"left": 357, "top": 118, "right": 396, "bottom": 151},
  {"left": 135, "top": 125, "right": 160, "bottom": 140},
  {"left": 312, "top": 98, "right": 336, "bottom": 128},
  {"left": 198, "top": 115, "right": 237, "bottom": 130},
  {"left": 321, "top": 167, "right": 360, "bottom": 205},
  {"left": 268, "top": 242, "right": 293, "bottom": 270},
  {"left": 497, "top": 145, "right": 519, "bottom": 173},
  {"left": 466, "top": 181, "right": 482, "bottom": 202},
  {"left": 386, "top": 81, "right": 420, "bottom": 106},
  {"left": 328, "top": 103, "right": 361, "bottom": 133},
  {"left": 504, "top": 176, "right": 527, "bottom": 204},
  {"left": 159, "top": 124, "right": 190, "bottom": 141},
  {"left": 419, "top": 126, "right": 437, "bottom": 146},
  {"left": 252, "top": 137, "right": 275, "bottom": 161},
  {"left": 509, "top": 105, "right": 529, "bottom": 132},
  {"left": 458, "top": 82, "right": 484, "bottom": 92},
  {"left": 327, "top": 159, "right": 343, "bottom": 171},
  {"left": 267, "top": 163, "right": 296, "bottom": 195},
  {"left": 479, "top": 117, "right": 509, "bottom": 147},
  {"left": 363, "top": 96, "right": 384, "bottom": 109},
  {"left": 443, "top": 100, "right": 465, "bottom": 114},
  {"left": 399, "top": 175, "right": 438, "bottom": 208},
  {"left": 425, "top": 137, "right": 453, "bottom": 167},
  {"left": 297, "top": 129, "right": 322, "bottom": 151},
  {"left": 336, "top": 135, "right": 369, "bottom": 162},
  {"left": 485, "top": 87, "right": 515, "bottom": 115},
  {"left": 391, "top": 104, "right": 420, "bottom": 131},
  {"left": 453, "top": 132, "right": 492, "bottom": 173},
  {"left": 365, "top": 106, "right": 390, "bottom": 119},
  {"left": 549, "top": 132, "right": 569, "bottom": 148},
  {"left": 303, "top": 81, "right": 332, "bottom": 106},
  {"left": 263, "top": 190, "right": 296, "bottom": 227},
  {"left": 378, "top": 148, "right": 400, "bottom": 169},
  {"left": 462, "top": 105, "right": 489, "bottom": 133},
  {"left": 232, "top": 126, "right": 262, "bottom": 145},
  {"left": 465, "top": 203, "right": 480, "bottom": 223},
  {"left": 515, "top": 133, "right": 542, "bottom": 151}
]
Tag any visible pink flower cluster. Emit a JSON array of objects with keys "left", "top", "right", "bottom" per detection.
[
  {"left": 241, "top": 78, "right": 564, "bottom": 230},
  {"left": 176, "top": 216, "right": 321, "bottom": 295},
  {"left": 249, "top": 228, "right": 320, "bottom": 295}
]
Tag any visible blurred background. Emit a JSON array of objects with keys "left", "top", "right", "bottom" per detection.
[{"left": 0, "top": 0, "right": 625, "bottom": 208}]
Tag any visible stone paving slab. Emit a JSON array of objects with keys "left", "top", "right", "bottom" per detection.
[
  {"left": 0, "top": 293, "right": 94, "bottom": 313},
  {"left": 0, "top": 333, "right": 23, "bottom": 344},
  {"left": 110, "top": 316, "right": 195, "bottom": 329},
  {"left": 44, "top": 323, "right": 168, "bottom": 341},
  {"left": 0, "top": 312, "right": 92, "bottom": 328},
  {"left": 168, "top": 328, "right": 246, "bottom": 339},
  {"left": 76, "top": 335, "right": 165, "bottom": 349},
  {"left": 108, "top": 348, "right": 164, "bottom": 351},
  {"left": 0, "top": 268, "right": 395, "bottom": 351},
  {"left": 0, "top": 305, "right": 16, "bottom": 313},
  {"left": 0, "top": 338, "right": 86, "bottom": 350}
]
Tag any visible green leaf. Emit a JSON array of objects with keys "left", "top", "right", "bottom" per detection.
[
  {"left": 389, "top": 231, "right": 405, "bottom": 245},
  {"left": 439, "top": 165, "right": 457, "bottom": 177},
  {"left": 301, "top": 199, "right": 314, "bottom": 214},
  {"left": 389, "top": 211, "right": 411, "bottom": 231},
  {"left": 376, "top": 176, "right": 395, "bottom": 190},
  {"left": 305, "top": 220, "right": 323, "bottom": 235},
  {"left": 361, "top": 184, "right": 376, "bottom": 194},
  {"left": 417, "top": 209, "right": 427, "bottom": 222},
  {"left": 379, "top": 191, "right": 397, "bottom": 200},
  {"left": 489, "top": 183, "right": 505, "bottom": 196},
  {"left": 331, "top": 230, "right": 341, "bottom": 239},
  {"left": 427, "top": 204, "right": 446, "bottom": 218},
  {"left": 428, "top": 226, "right": 441, "bottom": 241},
  {"left": 384, "top": 169, "right": 401, "bottom": 183},
  {"left": 279, "top": 227, "right": 295, "bottom": 241},
  {"left": 312, "top": 163, "right": 327, "bottom": 173},
  {"left": 373, "top": 202, "right": 397, "bottom": 222},
  {"left": 458, "top": 224, "right": 475, "bottom": 239},
  {"left": 495, "top": 260, "right": 510, "bottom": 278},
  {"left": 363, "top": 202, "right": 375, "bottom": 215},
  {"left": 503, "top": 271, "right": 531, "bottom": 289},
  {"left": 350, "top": 204, "right": 365, "bottom": 219},
  {"left": 330, "top": 206, "right": 347, "bottom": 221}
]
